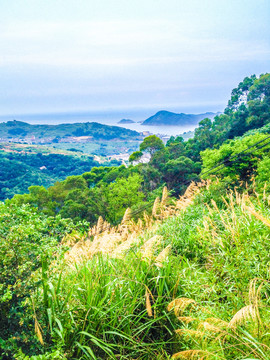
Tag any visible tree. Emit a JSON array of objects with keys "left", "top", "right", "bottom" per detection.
[
  {"left": 248, "top": 73, "right": 270, "bottom": 100},
  {"left": 106, "top": 174, "right": 144, "bottom": 223},
  {"left": 166, "top": 136, "right": 186, "bottom": 159},
  {"left": 201, "top": 133, "right": 270, "bottom": 182},
  {"left": 163, "top": 156, "right": 200, "bottom": 193},
  {"left": 139, "top": 135, "right": 164, "bottom": 156},
  {"left": 129, "top": 151, "right": 143, "bottom": 164}
]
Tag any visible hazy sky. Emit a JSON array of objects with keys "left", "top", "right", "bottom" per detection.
[{"left": 0, "top": 0, "right": 269, "bottom": 117}]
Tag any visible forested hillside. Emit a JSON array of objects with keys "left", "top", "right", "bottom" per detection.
[
  {"left": 0, "top": 121, "right": 141, "bottom": 141},
  {"left": 8, "top": 73, "right": 270, "bottom": 225},
  {"left": 0, "top": 144, "right": 120, "bottom": 201},
  {"left": 1, "top": 73, "right": 270, "bottom": 360}
]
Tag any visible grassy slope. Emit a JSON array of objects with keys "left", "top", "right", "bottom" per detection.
[{"left": 19, "top": 181, "right": 270, "bottom": 360}]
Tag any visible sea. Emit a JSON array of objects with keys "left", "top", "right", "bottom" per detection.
[{"left": 0, "top": 109, "right": 203, "bottom": 137}]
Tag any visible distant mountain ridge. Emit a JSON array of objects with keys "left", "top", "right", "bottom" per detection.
[
  {"left": 142, "top": 110, "right": 220, "bottom": 126},
  {"left": 0, "top": 120, "right": 141, "bottom": 142}
]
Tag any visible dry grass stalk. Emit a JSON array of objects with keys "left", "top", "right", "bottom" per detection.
[
  {"left": 141, "top": 235, "right": 163, "bottom": 260},
  {"left": 228, "top": 305, "right": 257, "bottom": 328},
  {"left": 121, "top": 208, "right": 131, "bottom": 224},
  {"left": 204, "top": 317, "right": 228, "bottom": 329},
  {"left": 161, "top": 186, "right": 168, "bottom": 205},
  {"left": 64, "top": 239, "right": 91, "bottom": 263},
  {"left": 201, "top": 216, "right": 221, "bottom": 247},
  {"left": 32, "top": 299, "right": 44, "bottom": 346},
  {"left": 245, "top": 206, "right": 270, "bottom": 228},
  {"left": 34, "top": 317, "right": 44, "bottom": 345},
  {"left": 210, "top": 199, "right": 219, "bottom": 213},
  {"left": 91, "top": 233, "right": 123, "bottom": 255},
  {"left": 143, "top": 212, "right": 152, "bottom": 228},
  {"left": 231, "top": 190, "right": 238, "bottom": 209},
  {"left": 160, "top": 205, "right": 177, "bottom": 219},
  {"left": 145, "top": 289, "right": 153, "bottom": 317},
  {"left": 152, "top": 197, "right": 160, "bottom": 217},
  {"left": 198, "top": 321, "right": 225, "bottom": 336},
  {"left": 221, "top": 196, "right": 229, "bottom": 207},
  {"left": 171, "top": 349, "right": 213, "bottom": 360},
  {"left": 171, "top": 278, "right": 267, "bottom": 359},
  {"left": 154, "top": 244, "right": 172, "bottom": 267},
  {"left": 176, "top": 329, "right": 204, "bottom": 339},
  {"left": 240, "top": 193, "right": 250, "bottom": 212},
  {"left": 176, "top": 198, "right": 193, "bottom": 212},
  {"left": 168, "top": 297, "right": 196, "bottom": 316},
  {"left": 255, "top": 191, "right": 261, "bottom": 206},
  {"left": 175, "top": 182, "right": 206, "bottom": 213},
  {"left": 177, "top": 316, "right": 196, "bottom": 324},
  {"left": 103, "top": 221, "right": 111, "bottom": 232},
  {"left": 205, "top": 203, "right": 213, "bottom": 215},
  {"left": 96, "top": 216, "right": 104, "bottom": 234},
  {"left": 66, "top": 208, "right": 158, "bottom": 263},
  {"left": 112, "top": 232, "right": 140, "bottom": 258},
  {"left": 173, "top": 277, "right": 181, "bottom": 299},
  {"left": 65, "top": 231, "right": 128, "bottom": 263},
  {"left": 137, "top": 218, "right": 143, "bottom": 231}
]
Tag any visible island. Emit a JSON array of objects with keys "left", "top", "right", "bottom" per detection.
[
  {"left": 117, "top": 119, "right": 136, "bottom": 124},
  {"left": 142, "top": 110, "right": 219, "bottom": 126}
]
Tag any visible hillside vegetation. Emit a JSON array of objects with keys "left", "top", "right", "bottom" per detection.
[
  {"left": 0, "top": 121, "right": 141, "bottom": 141},
  {"left": 2, "top": 179, "right": 270, "bottom": 360},
  {"left": 0, "top": 73, "right": 270, "bottom": 359},
  {"left": 7, "top": 73, "right": 270, "bottom": 226},
  {"left": 0, "top": 120, "right": 143, "bottom": 159},
  {"left": 0, "top": 143, "right": 120, "bottom": 201}
]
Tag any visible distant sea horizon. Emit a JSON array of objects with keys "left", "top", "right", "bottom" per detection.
[{"left": 0, "top": 106, "right": 221, "bottom": 137}]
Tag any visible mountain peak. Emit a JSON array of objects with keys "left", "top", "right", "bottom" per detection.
[{"left": 142, "top": 111, "right": 218, "bottom": 126}]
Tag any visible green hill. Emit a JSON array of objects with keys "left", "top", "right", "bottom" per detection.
[
  {"left": 0, "top": 120, "right": 141, "bottom": 141},
  {"left": 1, "top": 73, "right": 270, "bottom": 359},
  {"left": 142, "top": 110, "right": 218, "bottom": 125}
]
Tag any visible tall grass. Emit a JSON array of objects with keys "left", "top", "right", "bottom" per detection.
[
  {"left": 159, "top": 185, "right": 270, "bottom": 360},
  {"left": 25, "top": 181, "right": 270, "bottom": 360},
  {"left": 36, "top": 254, "right": 181, "bottom": 359}
]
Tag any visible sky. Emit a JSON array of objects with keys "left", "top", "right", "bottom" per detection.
[{"left": 0, "top": 0, "right": 269, "bottom": 119}]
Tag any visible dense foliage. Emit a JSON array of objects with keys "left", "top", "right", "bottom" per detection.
[
  {"left": 0, "top": 202, "right": 87, "bottom": 358},
  {"left": 4, "top": 73, "right": 270, "bottom": 226},
  {"left": 1, "top": 73, "right": 270, "bottom": 359},
  {"left": 3, "top": 179, "right": 270, "bottom": 359},
  {"left": 0, "top": 146, "right": 120, "bottom": 201}
]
